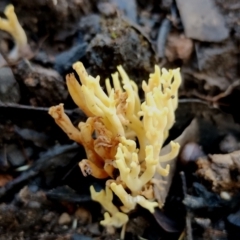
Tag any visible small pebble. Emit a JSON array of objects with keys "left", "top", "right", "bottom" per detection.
[
  {"left": 42, "top": 212, "right": 56, "bottom": 222},
  {"left": 220, "top": 191, "right": 231, "bottom": 201},
  {"left": 72, "top": 218, "right": 78, "bottom": 229},
  {"left": 27, "top": 201, "right": 41, "bottom": 209},
  {"left": 18, "top": 186, "right": 31, "bottom": 204},
  {"left": 28, "top": 184, "right": 39, "bottom": 193},
  {"left": 195, "top": 217, "right": 211, "bottom": 228},
  {"left": 87, "top": 222, "right": 101, "bottom": 236},
  {"left": 227, "top": 209, "right": 240, "bottom": 227},
  {"left": 6, "top": 144, "right": 26, "bottom": 167},
  {"left": 0, "top": 67, "right": 20, "bottom": 103},
  {"left": 75, "top": 207, "right": 91, "bottom": 225},
  {"left": 219, "top": 134, "right": 239, "bottom": 153},
  {"left": 58, "top": 212, "right": 71, "bottom": 225},
  {"left": 180, "top": 142, "right": 204, "bottom": 164},
  {"left": 71, "top": 233, "right": 93, "bottom": 240},
  {"left": 105, "top": 225, "right": 115, "bottom": 235},
  {"left": 97, "top": 2, "right": 116, "bottom": 16}
]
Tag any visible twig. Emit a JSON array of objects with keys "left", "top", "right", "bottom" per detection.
[
  {"left": 180, "top": 171, "right": 193, "bottom": 240},
  {"left": 120, "top": 223, "right": 126, "bottom": 240},
  {"left": 180, "top": 171, "right": 187, "bottom": 197},
  {"left": 0, "top": 144, "right": 80, "bottom": 199},
  {"left": 0, "top": 101, "right": 83, "bottom": 116},
  {"left": 157, "top": 18, "right": 171, "bottom": 58},
  {"left": 192, "top": 80, "right": 240, "bottom": 103},
  {"left": 0, "top": 34, "right": 49, "bottom": 68}
]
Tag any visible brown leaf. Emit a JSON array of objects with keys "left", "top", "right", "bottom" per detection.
[
  {"left": 165, "top": 32, "right": 193, "bottom": 62},
  {"left": 0, "top": 174, "right": 13, "bottom": 187},
  {"left": 196, "top": 150, "right": 240, "bottom": 193}
]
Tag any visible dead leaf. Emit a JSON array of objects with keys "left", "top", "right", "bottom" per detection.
[
  {"left": 153, "top": 209, "right": 181, "bottom": 232},
  {"left": 165, "top": 32, "right": 193, "bottom": 62},
  {"left": 196, "top": 150, "right": 240, "bottom": 193},
  {"left": 0, "top": 174, "right": 13, "bottom": 187},
  {"left": 154, "top": 118, "right": 199, "bottom": 207}
]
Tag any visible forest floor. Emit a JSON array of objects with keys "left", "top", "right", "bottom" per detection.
[{"left": 0, "top": 0, "right": 240, "bottom": 239}]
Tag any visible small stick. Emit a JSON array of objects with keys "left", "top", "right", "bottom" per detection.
[
  {"left": 0, "top": 101, "right": 82, "bottom": 116},
  {"left": 180, "top": 171, "right": 193, "bottom": 240},
  {"left": 192, "top": 80, "right": 240, "bottom": 103},
  {"left": 157, "top": 18, "right": 171, "bottom": 58},
  {"left": 120, "top": 223, "right": 127, "bottom": 240}
]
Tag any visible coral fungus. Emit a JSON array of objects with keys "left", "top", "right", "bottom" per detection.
[
  {"left": 0, "top": 4, "right": 30, "bottom": 60},
  {"left": 49, "top": 61, "right": 181, "bottom": 228}
]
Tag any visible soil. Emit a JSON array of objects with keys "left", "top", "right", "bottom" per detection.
[{"left": 0, "top": 0, "right": 240, "bottom": 239}]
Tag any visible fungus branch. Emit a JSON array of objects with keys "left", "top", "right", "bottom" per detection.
[{"left": 0, "top": 4, "right": 31, "bottom": 60}]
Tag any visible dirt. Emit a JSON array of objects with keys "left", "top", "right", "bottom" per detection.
[{"left": 0, "top": 0, "right": 240, "bottom": 239}]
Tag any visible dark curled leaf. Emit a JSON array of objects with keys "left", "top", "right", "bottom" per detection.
[
  {"left": 154, "top": 119, "right": 199, "bottom": 206},
  {"left": 228, "top": 209, "right": 240, "bottom": 228},
  {"left": 54, "top": 42, "right": 87, "bottom": 75},
  {"left": 46, "top": 185, "right": 91, "bottom": 203},
  {"left": 193, "top": 182, "right": 221, "bottom": 205},
  {"left": 14, "top": 125, "right": 49, "bottom": 148},
  {"left": 153, "top": 208, "right": 181, "bottom": 233},
  {"left": 0, "top": 144, "right": 80, "bottom": 200}
]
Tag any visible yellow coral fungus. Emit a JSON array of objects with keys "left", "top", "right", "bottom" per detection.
[
  {"left": 0, "top": 4, "right": 30, "bottom": 60},
  {"left": 49, "top": 61, "right": 181, "bottom": 229},
  {"left": 90, "top": 186, "right": 129, "bottom": 228}
]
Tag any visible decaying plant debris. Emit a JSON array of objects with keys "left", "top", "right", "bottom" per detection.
[{"left": 0, "top": 0, "right": 240, "bottom": 239}]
